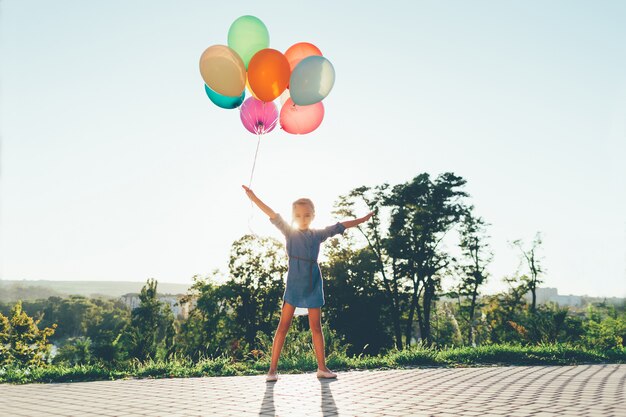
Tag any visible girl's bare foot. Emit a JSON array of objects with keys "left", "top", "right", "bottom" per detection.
[
  {"left": 266, "top": 370, "right": 278, "bottom": 382},
  {"left": 316, "top": 368, "right": 337, "bottom": 379}
]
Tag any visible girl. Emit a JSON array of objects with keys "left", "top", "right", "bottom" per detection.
[{"left": 241, "top": 185, "right": 373, "bottom": 382}]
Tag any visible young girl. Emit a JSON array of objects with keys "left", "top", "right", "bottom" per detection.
[{"left": 242, "top": 185, "right": 373, "bottom": 382}]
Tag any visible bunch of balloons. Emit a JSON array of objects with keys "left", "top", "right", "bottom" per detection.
[{"left": 199, "top": 15, "right": 335, "bottom": 136}]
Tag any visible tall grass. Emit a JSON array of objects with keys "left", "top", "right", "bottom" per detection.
[{"left": 2, "top": 343, "right": 624, "bottom": 384}]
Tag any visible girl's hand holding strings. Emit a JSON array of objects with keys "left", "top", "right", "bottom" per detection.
[
  {"left": 242, "top": 185, "right": 277, "bottom": 218},
  {"left": 242, "top": 185, "right": 256, "bottom": 201}
]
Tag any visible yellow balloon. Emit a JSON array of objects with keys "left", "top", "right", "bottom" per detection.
[
  {"left": 246, "top": 76, "right": 260, "bottom": 100},
  {"left": 199, "top": 45, "right": 246, "bottom": 97}
]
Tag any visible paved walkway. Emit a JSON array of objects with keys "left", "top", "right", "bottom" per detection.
[{"left": 1, "top": 364, "right": 624, "bottom": 416}]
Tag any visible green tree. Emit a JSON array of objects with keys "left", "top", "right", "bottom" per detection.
[
  {"left": 53, "top": 336, "right": 92, "bottom": 365},
  {"left": 482, "top": 277, "right": 530, "bottom": 344},
  {"left": 333, "top": 184, "right": 409, "bottom": 350},
  {"left": 581, "top": 304, "right": 626, "bottom": 350},
  {"left": 28, "top": 296, "right": 131, "bottom": 364},
  {"left": 224, "top": 234, "right": 288, "bottom": 355},
  {"left": 455, "top": 211, "right": 492, "bottom": 345},
  {"left": 527, "top": 304, "right": 573, "bottom": 344},
  {"left": 385, "top": 173, "right": 468, "bottom": 345},
  {"left": 125, "top": 278, "right": 176, "bottom": 361},
  {"left": 38, "top": 295, "right": 95, "bottom": 341},
  {"left": 0, "top": 300, "right": 56, "bottom": 366},
  {"left": 322, "top": 237, "right": 395, "bottom": 356},
  {"left": 431, "top": 301, "right": 464, "bottom": 347},
  {"left": 0, "top": 312, "right": 11, "bottom": 366},
  {"left": 512, "top": 232, "right": 544, "bottom": 312},
  {"left": 334, "top": 173, "right": 470, "bottom": 348},
  {"left": 176, "top": 273, "right": 232, "bottom": 360},
  {"left": 86, "top": 300, "right": 131, "bottom": 364}
]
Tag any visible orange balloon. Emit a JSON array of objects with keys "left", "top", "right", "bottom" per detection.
[
  {"left": 284, "top": 42, "right": 322, "bottom": 73},
  {"left": 247, "top": 49, "right": 290, "bottom": 102}
]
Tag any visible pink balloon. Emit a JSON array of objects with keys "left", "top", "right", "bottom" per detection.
[
  {"left": 279, "top": 98, "right": 325, "bottom": 135},
  {"left": 240, "top": 97, "right": 278, "bottom": 135}
]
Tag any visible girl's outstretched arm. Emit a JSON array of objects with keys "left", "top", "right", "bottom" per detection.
[
  {"left": 242, "top": 185, "right": 277, "bottom": 219},
  {"left": 341, "top": 211, "right": 374, "bottom": 229}
]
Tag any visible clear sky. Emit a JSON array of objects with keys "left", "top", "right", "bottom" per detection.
[{"left": 1, "top": 0, "right": 625, "bottom": 297}]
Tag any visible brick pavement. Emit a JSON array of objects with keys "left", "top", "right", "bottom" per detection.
[{"left": 0, "top": 364, "right": 624, "bottom": 416}]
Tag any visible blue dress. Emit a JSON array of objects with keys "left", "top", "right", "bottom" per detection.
[{"left": 270, "top": 214, "right": 346, "bottom": 308}]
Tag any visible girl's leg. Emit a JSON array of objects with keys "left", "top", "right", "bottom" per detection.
[
  {"left": 268, "top": 300, "right": 296, "bottom": 374},
  {"left": 308, "top": 307, "right": 331, "bottom": 372}
]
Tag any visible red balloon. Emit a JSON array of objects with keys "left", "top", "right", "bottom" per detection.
[
  {"left": 284, "top": 42, "right": 322, "bottom": 73},
  {"left": 280, "top": 98, "right": 324, "bottom": 135}
]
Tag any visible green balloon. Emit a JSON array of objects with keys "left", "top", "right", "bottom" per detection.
[
  {"left": 204, "top": 84, "right": 245, "bottom": 109},
  {"left": 227, "top": 15, "right": 270, "bottom": 69}
]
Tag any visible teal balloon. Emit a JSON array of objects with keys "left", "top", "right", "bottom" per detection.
[
  {"left": 289, "top": 56, "right": 335, "bottom": 106},
  {"left": 227, "top": 15, "right": 270, "bottom": 69},
  {"left": 204, "top": 84, "right": 245, "bottom": 109}
]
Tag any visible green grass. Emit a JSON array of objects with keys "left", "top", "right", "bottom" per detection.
[
  {"left": 438, "top": 344, "right": 620, "bottom": 366},
  {"left": 1, "top": 344, "right": 624, "bottom": 384}
]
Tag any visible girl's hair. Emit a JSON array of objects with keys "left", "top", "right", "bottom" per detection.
[{"left": 292, "top": 198, "right": 315, "bottom": 213}]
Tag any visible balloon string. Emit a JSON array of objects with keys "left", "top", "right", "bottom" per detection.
[
  {"left": 248, "top": 197, "right": 257, "bottom": 237},
  {"left": 248, "top": 133, "right": 261, "bottom": 188},
  {"left": 247, "top": 133, "right": 262, "bottom": 237}
]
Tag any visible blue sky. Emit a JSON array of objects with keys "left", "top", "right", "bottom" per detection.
[{"left": 1, "top": 0, "right": 625, "bottom": 297}]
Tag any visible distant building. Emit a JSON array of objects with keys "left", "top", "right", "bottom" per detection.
[
  {"left": 529, "top": 287, "right": 626, "bottom": 307},
  {"left": 119, "top": 293, "right": 194, "bottom": 319},
  {"left": 525, "top": 287, "right": 583, "bottom": 307}
]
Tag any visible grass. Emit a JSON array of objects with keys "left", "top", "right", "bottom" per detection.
[{"left": 1, "top": 344, "right": 624, "bottom": 384}]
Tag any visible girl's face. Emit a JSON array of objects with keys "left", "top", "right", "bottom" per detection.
[{"left": 292, "top": 203, "right": 315, "bottom": 230}]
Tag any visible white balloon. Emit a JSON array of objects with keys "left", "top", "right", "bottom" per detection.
[{"left": 289, "top": 56, "right": 335, "bottom": 106}]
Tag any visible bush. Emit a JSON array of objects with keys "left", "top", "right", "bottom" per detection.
[
  {"left": 0, "top": 301, "right": 56, "bottom": 367},
  {"left": 52, "top": 337, "right": 93, "bottom": 366},
  {"left": 580, "top": 317, "right": 625, "bottom": 351}
]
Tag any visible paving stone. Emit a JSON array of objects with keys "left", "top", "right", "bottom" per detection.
[{"left": 0, "top": 365, "right": 625, "bottom": 416}]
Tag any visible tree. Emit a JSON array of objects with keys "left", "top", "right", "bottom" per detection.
[
  {"left": 431, "top": 301, "right": 464, "bottom": 347},
  {"left": 334, "top": 173, "right": 469, "bottom": 347},
  {"left": 482, "top": 275, "right": 530, "bottom": 344},
  {"left": 53, "top": 296, "right": 95, "bottom": 339},
  {"left": 0, "top": 300, "right": 56, "bottom": 366},
  {"left": 225, "top": 234, "right": 288, "bottom": 354},
  {"left": 0, "top": 312, "right": 11, "bottom": 366},
  {"left": 26, "top": 295, "right": 131, "bottom": 364},
  {"left": 85, "top": 300, "right": 131, "bottom": 364},
  {"left": 456, "top": 211, "right": 492, "bottom": 345},
  {"left": 385, "top": 173, "right": 468, "bottom": 345},
  {"left": 125, "top": 278, "right": 176, "bottom": 361},
  {"left": 322, "top": 236, "right": 395, "bottom": 356},
  {"left": 53, "top": 336, "right": 92, "bottom": 365},
  {"left": 581, "top": 304, "right": 626, "bottom": 350},
  {"left": 334, "top": 184, "right": 409, "bottom": 350},
  {"left": 177, "top": 273, "right": 232, "bottom": 360},
  {"left": 512, "top": 232, "right": 544, "bottom": 312}
]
